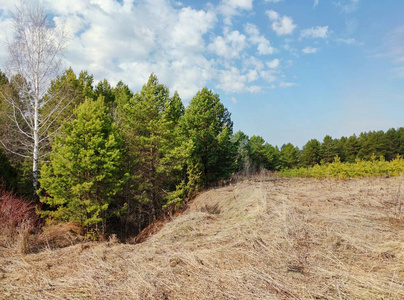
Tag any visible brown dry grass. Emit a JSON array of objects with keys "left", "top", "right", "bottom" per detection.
[{"left": 1, "top": 176, "right": 403, "bottom": 299}]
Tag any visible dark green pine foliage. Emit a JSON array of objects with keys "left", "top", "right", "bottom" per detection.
[
  {"left": 357, "top": 131, "right": 386, "bottom": 160},
  {"left": 41, "top": 68, "right": 94, "bottom": 147},
  {"left": 95, "top": 79, "right": 115, "bottom": 105},
  {"left": 181, "top": 88, "right": 236, "bottom": 195},
  {"left": 344, "top": 135, "right": 360, "bottom": 162},
  {"left": 117, "top": 74, "right": 185, "bottom": 224},
  {"left": 247, "top": 136, "right": 280, "bottom": 171},
  {"left": 320, "top": 135, "right": 340, "bottom": 164},
  {"left": 383, "top": 128, "right": 402, "bottom": 161},
  {"left": 39, "top": 97, "right": 126, "bottom": 230},
  {"left": 279, "top": 143, "right": 300, "bottom": 169},
  {"left": 397, "top": 128, "right": 404, "bottom": 156},
  {"left": 265, "top": 144, "right": 281, "bottom": 171},
  {"left": 248, "top": 135, "right": 267, "bottom": 172},
  {"left": 301, "top": 139, "right": 321, "bottom": 167},
  {"left": 232, "top": 131, "right": 251, "bottom": 173}
]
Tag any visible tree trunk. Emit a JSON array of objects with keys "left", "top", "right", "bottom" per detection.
[{"left": 33, "top": 96, "right": 39, "bottom": 194}]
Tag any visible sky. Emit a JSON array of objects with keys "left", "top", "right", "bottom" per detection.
[{"left": 0, "top": 0, "right": 403, "bottom": 148}]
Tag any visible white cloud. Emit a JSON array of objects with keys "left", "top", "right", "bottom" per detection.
[
  {"left": 300, "top": 26, "right": 328, "bottom": 39},
  {"left": 279, "top": 82, "right": 296, "bottom": 88},
  {"left": 336, "top": 38, "right": 357, "bottom": 45},
  {"left": 51, "top": 0, "right": 219, "bottom": 100},
  {"left": 266, "top": 10, "right": 279, "bottom": 21},
  {"left": 260, "top": 70, "right": 277, "bottom": 83},
  {"left": 246, "top": 69, "right": 258, "bottom": 82},
  {"left": 265, "top": 0, "right": 283, "bottom": 3},
  {"left": 266, "top": 10, "right": 296, "bottom": 36},
  {"left": 216, "top": 67, "right": 260, "bottom": 93},
  {"left": 218, "top": 0, "right": 253, "bottom": 25},
  {"left": 333, "top": 0, "right": 360, "bottom": 14},
  {"left": 245, "top": 23, "right": 274, "bottom": 55},
  {"left": 231, "top": 96, "right": 237, "bottom": 104},
  {"left": 208, "top": 30, "right": 247, "bottom": 59},
  {"left": 302, "top": 47, "right": 318, "bottom": 54},
  {"left": 314, "top": 0, "right": 319, "bottom": 7},
  {"left": 266, "top": 59, "right": 280, "bottom": 69},
  {"left": 242, "top": 56, "right": 265, "bottom": 71},
  {"left": 0, "top": 0, "right": 294, "bottom": 98}
]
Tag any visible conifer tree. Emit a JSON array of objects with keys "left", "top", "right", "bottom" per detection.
[
  {"left": 279, "top": 143, "right": 300, "bottom": 169},
  {"left": 117, "top": 74, "right": 185, "bottom": 224},
  {"left": 181, "top": 88, "right": 236, "bottom": 194},
  {"left": 233, "top": 131, "right": 251, "bottom": 174},
  {"left": 301, "top": 139, "right": 321, "bottom": 166},
  {"left": 39, "top": 97, "right": 126, "bottom": 231}
]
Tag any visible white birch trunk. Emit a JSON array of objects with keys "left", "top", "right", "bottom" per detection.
[{"left": 0, "top": 0, "right": 67, "bottom": 194}]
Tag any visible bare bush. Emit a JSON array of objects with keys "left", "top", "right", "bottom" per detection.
[{"left": 0, "top": 186, "right": 38, "bottom": 248}]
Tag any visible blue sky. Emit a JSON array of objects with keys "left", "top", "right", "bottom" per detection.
[{"left": 1, "top": 0, "right": 403, "bottom": 147}]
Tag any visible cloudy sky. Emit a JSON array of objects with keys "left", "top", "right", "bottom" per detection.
[{"left": 0, "top": 0, "right": 403, "bottom": 147}]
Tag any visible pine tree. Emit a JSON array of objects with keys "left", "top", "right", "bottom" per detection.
[
  {"left": 181, "top": 87, "right": 236, "bottom": 194},
  {"left": 116, "top": 74, "right": 185, "bottom": 225},
  {"left": 233, "top": 131, "right": 251, "bottom": 174},
  {"left": 301, "top": 139, "right": 321, "bottom": 166},
  {"left": 39, "top": 97, "right": 126, "bottom": 232},
  {"left": 279, "top": 143, "right": 300, "bottom": 169}
]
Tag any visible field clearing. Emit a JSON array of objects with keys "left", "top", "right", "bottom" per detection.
[{"left": 1, "top": 176, "right": 403, "bottom": 299}]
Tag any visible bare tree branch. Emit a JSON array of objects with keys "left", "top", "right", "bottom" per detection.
[{"left": 1, "top": 0, "right": 69, "bottom": 194}]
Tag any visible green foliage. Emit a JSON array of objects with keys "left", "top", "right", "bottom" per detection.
[
  {"left": 247, "top": 135, "right": 280, "bottom": 172},
  {"left": 279, "top": 155, "right": 404, "bottom": 179},
  {"left": 279, "top": 143, "right": 300, "bottom": 169},
  {"left": 300, "top": 139, "right": 320, "bottom": 167},
  {"left": 180, "top": 87, "right": 236, "bottom": 194},
  {"left": 116, "top": 74, "right": 185, "bottom": 224},
  {"left": 42, "top": 68, "right": 94, "bottom": 146},
  {"left": 94, "top": 79, "right": 115, "bottom": 105},
  {"left": 39, "top": 97, "right": 126, "bottom": 228},
  {"left": 232, "top": 131, "right": 251, "bottom": 173}
]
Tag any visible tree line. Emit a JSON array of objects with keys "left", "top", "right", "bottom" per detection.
[
  {"left": 2, "top": 68, "right": 404, "bottom": 237},
  {"left": 233, "top": 129, "right": 404, "bottom": 173}
]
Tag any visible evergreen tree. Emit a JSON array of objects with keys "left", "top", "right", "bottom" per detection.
[
  {"left": 41, "top": 69, "right": 94, "bottom": 149},
  {"left": 39, "top": 97, "right": 126, "bottom": 231},
  {"left": 95, "top": 79, "right": 115, "bottom": 105},
  {"left": 397, "top": 128, "right": 404, "bottom": 156},
  {"left": 232, "top": 131, "right": 251, "bottom": 174},
  {"left": 384, "top": 128, "right": 399, "bottom": 160},
  {"left": 320, "top": 135, "right": 339, "bottom": 163},
  {"left": 116, "top": 74, "right": 185, "bottom": 226},
  {"left": 358, "top": 131, "right": 386, "bottom": 160},
  {"left": 279, "top": 143, "right": 300, "bottom": 169},
  {"left": 264, "top": 144, "right": 281, "bottom": 171},
  {"left": 301, "top": 139, "right": 321, "bottom": 166},
  {"left": 246, "top": 136, "right": 279, "bottom": 171},
  {"left": 248, "top": 135, "right": 267, "bottom": 172},
  {"left": 344, "top": 134, "right": 360, "bottom": 162},
  {"left": 181, "top": 87, "right": 236, "bottom": 194}
]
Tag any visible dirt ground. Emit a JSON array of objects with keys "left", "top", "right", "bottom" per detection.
[{"left": 1, "top": 176, "right": 403, "bottom": 299}]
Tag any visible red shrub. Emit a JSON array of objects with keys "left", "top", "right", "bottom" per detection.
[{"left": 0, "top": 186, "right": 39, "bottom": 244}]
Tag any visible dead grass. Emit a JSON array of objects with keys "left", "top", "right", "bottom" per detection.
[{"left": 1, "top": 176, "right": 403, "bottom": 299}]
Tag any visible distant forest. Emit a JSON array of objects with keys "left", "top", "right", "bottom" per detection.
[{"left": 1, "top": 68, "right": 403, "bottom": 237}]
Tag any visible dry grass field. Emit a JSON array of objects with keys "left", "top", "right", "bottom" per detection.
[{"left": 1, "top": 176, "right": 403, "bottom": 299}]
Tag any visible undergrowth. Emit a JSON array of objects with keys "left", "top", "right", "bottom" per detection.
[
  {"left": 279, "top": 155, "right": 404, "bottom": 179},
  {"left": 0, "top": 186, "right": 38, "bottom": 252}
]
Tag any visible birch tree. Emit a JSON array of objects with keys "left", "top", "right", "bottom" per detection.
[{"left": 0, "top": 0, "right": 68, "bottom": 194}]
